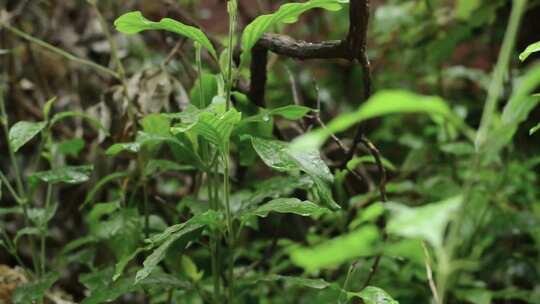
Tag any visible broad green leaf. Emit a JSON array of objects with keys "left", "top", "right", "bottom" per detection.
[
  {"left": 135, "top": 211, "right": 218, "bottom": 283},
  {"left": 242, "top": 105, "right": 314, "bottom": 123},
  {"left": 58, "top": 138, "right": 85, "bottom": 156},
  {"left": 107, "top": 132, "right": 204, "bottom": 168},
  {"left": 13, "top": 272, "right": 60, "bottom": 304},
  {"left": 29, "top": 165, "right": 93, "bottom": 185},
  {"left": 349, "top": 202, "right": 385, "bottom": 230},
  {"left": 530, "top": 122, "right": 540, "bottom": 135},
  {"left": 347, "top": 286, "right": 399, "bottom": 304},
  {"left": 247, "top": 175, "right": 314, "bottom": 206},
  {"left": 259, "top": 274, "right": 331, "bottom": 289},
  {"left": 81, "top": 275, "right": 139, "bottom": 304},
  {"left": 141, "top": 113, "right": 170, "bottom": 136},
  {"left": 251, "top": 137, "right": 339, "bottom": 209},
  {"left": 292, "top": 90, "right": 473, "bottom": 151},
  {"left": 181, "top": 255, "right": 203, "bottom": 281},
  {"left": 50, "top": 111, "right": 108, "bottom": 133},
  {"left": 114, "top": 11, "right": 217, "bottom": 59},
  {"left": 386, "top": 196, "right": 462, "bottom": 249},
  {"left": 8, "top": 121, "right": 46, "bottom": 152},
  {"left": 455, "top": 0, "right": 481, "bottom": 20},
  {"left": 290, "top": 225, "right": 380, "bottom": 272},
  {"left": 249, "top": 198, "right": 329, "bottom": 218},
  {"left": 106, "top": 142, "right": 140, "bottom": 155},
  {"left": 251, "top": 137, "right": 297, "bottom": 171},
  {"left": 240, "top": 0, "right": 348, "bottom": 65},
  {"left": 174, "top": 108, "right": 242, "bottom": 153},
  {"left": 519, "top": 40, "right": 540, "bottom": 61}
]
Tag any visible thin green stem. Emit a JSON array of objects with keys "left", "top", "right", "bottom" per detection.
[
  {"left": 441, "top": 1, "right": 527, "bottom": 303},
  {"left": 225, "top": 0, "right": 238, "bottom": 111},
  {"left": 1, "top": 23, "right": 119, "bottom": 79},
  {"left": 222, "top": 149, "right": 235, "bottom": 303},
  {"left": 339, "top": 262, "right": 357, "bottom": 303},
  {"left": 475, "top": 0, "right": 527, "bottom": 150},
  {"left": 90, "top": 1, "right": 126, "bottom": 80},
  {"left": 40, "top": 183, "right": 52, "bottom": 276},
  {"left": 0, "top": 169, "right": 22, "bottom": 203}
]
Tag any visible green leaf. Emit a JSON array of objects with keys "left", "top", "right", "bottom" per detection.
[
  {"left": 242, "top": 105, "right": 314, "bottom": 123},
  {"left": 114, "top": 11, "right": 217, "bottom": 59},
  {"left": 251, "top": 137, "right": 297, "bottom": 171},
  {"left": 347, "top": 286, "right": 399, "bottom": 304},
  {"left": 181, "top": 255, "right": 204, "bottom": 282},
  {"left": 81, "top": 274, "right": 139, "bottom": 304},
  {"left": 455, "top": 0, "right": 481, "bottom": 20},
  {"left": 141, "top": 113, "right": 170, "bottom": 136},
  {"left": 42, "top": 97, "right": 56, "bottom": 121},
  {"left": 28, "top": 202, "right": 58, "bottom": 227},
  {"left": 105, "top": 142, "right": 140, "bottom": 155},
  {"left": 174, "top": 108, "right": 242, "bottom": 153},
  {"left": 190, "top": 73, "right": 219, "bottom": 108},
  {"left": 386, "top": 196, "right": 462, "bottom": 249},
  {"left": 484, "top": 64, "right": 540, "bottom": 153},
  {"left": 50, "top": 111, "right": 108, "bottom": 133},
  {"left": 530, "top": 122, "right": 540, "bottom": 135},
  {"left": 249, "top": 198, "right": 329, "bottom": 218},
  {"left": 347, "top": 155, "right": 397, "bottom": 172},
  {"left": 13, "top": 272, "right": 60, "bottom": 304},
  {"left": 15, "top": 227, "right": 44, "bottom": 244},
  {"left": 349, "top": 202, "right": 385, "bottom": 230},
  {"left": 83, "top": 172, "right": 129, "bottom": 208},
  {"left": 259, "top": 274, "right": 331, "bottom": 289},
  {"left": 292, "top": 90, "right": 473, "bottom": 151},
  {"left": 251, "top": 137, "right": 339, "bottom": 209},
  {"left": 29, "top": 165, "right": 93, "bottom": 185},
  {"left": 519, "top": 40, "right": 540, "bottom": 61},
  {"left": 58, "top": 138, "right": 85, "bottom": 156},
  {"left": 8, "top": 121, "right": 47, "bottom": 152},
  {"left": 144, "top": 159, "right": 193, "bottom": 176},
  {"left": 135, "top": 211, "right": 218, "bottom": 283},
  {"left": 240, "top": 0, "right": 348, "bottom": 65},
  {"left": 113, "top": 248, "right": 144, "bottom": 281},
  {"left": 289, "top": 225, "right": 380, "bottom": 272}
]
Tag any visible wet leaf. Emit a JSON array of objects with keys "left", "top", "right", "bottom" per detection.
[
  {"left": 8, "top": 121, "right": 46, "bottom": 152},
  {"left": 29, "top": 165, "right": 93, "bottom": 185}
]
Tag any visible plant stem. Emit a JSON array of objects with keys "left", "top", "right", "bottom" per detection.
[
  {"left": 1, "top": 23, "right": 119, "bottom": 79},
  {"left": 475, "top": 0, "right": 527, "bottom": 150},
  {"left": 0, "top": 85, "right": 39, "bottom": 274},
  {"left": 223, "top": 149, "right": 235, "bottom": 303},
  {"left": 441, "top": 1, "right": 527, "bottom": 303},
  {"left": 0, "top": 169, "right": 22, "bottom": 203},
  {"left": 225, "top": 0, "right": 238, "bottom": 111},
  {"left": 40, "top": 183, "right": 52, "bottom": 276}
]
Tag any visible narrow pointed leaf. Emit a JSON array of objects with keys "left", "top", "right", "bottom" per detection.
[
  {"left": 241, "top": 0, "right": 348, "bottom": 65},
  {"left": 250, "top": 198, "right": 329, "bottom": 218},
  {"left": 115, "top": 11, "right": 217, "bottom": 59},
  {"left": 519, "top": 40, "right": 540, "bottom": 61}
]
